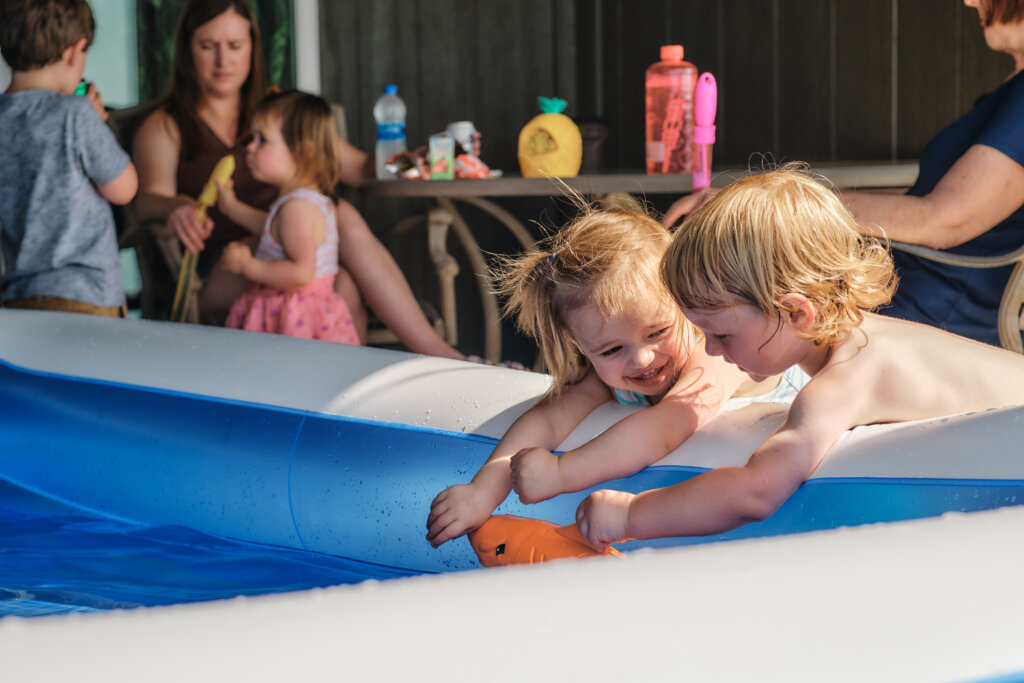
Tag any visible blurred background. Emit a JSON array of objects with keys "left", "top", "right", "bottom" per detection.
[{"left": 1, "top": 0, "right": 1010, "bottom": 362}]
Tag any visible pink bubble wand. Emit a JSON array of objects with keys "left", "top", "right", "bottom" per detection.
[{"left": 692, "top": 72, "right": 717, "bottom": 190}]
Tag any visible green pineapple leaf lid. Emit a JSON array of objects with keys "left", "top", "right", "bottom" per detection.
[{"left": 537, "top": 96, "right": 568, "bottom": 114}]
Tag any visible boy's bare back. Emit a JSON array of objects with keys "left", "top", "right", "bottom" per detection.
[{"left": 800, "top": 312, "right": 1024, "bottom": 432}]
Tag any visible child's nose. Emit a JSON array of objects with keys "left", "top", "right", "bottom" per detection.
[{"left": 632, "top": 345, "right": 656, "bottom": 368}]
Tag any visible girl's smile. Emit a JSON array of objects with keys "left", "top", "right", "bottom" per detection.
[{"left": 568, "top": 302, "right": 685, "bottom": 399}]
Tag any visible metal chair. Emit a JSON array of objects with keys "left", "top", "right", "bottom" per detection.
[{"left": 889, "top": 240, "right": 1024, "bottom": 353}]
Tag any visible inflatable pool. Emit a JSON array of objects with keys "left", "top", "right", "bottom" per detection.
[
  {"left": 2, "top": 308, "right": 1024, "bottom": 575},
  {"left": 4, "top": 309, "right": 1024, "bottom": 681}
]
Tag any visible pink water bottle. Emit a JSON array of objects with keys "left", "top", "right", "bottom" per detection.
[{"left": 645, "top": 44, "right": 697, "bottom": 175}]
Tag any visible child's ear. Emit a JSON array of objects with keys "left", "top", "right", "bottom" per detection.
[
  {"left": 778, "top": 293, "right": 816, "bottom": 333},
  {"left": 64, "top": 38, "right": 88, "bottom": 67}
]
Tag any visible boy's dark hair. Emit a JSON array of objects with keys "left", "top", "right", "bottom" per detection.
[{"left": 0, "top": 0, "right": 95, "bottom": 71}]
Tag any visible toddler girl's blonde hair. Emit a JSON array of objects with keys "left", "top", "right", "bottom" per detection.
[
  {"left": 494, "top": 203, "right": 692, "bottom": 397},
  {"left": 662, "top": 164, "right": 897, "bottom": 347},
  {"left": 254, "top": 89, "right": 340, "bottom": 198}
]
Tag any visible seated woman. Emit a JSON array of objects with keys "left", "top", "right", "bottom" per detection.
[
  {"left": 662, "top": 0, "right": 1024, "bottom": 348},
  {"left": 132, "top": 0, "right": 462, "bottom": 359}
]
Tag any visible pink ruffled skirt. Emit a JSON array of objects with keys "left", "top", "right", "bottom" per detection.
[{"left": 225, "top": 275, "right": 359, "bottom": 345}]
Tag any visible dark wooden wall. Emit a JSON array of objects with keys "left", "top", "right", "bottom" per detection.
[
  {"left": 321, "top": 0, "right": 1013, "bottom": 171},
  {"left": 580, "top": 0, "right": 1012, "bottom": 169},
  {"left": 317, "top": 0, "right": 1015, "bottom": 361}
]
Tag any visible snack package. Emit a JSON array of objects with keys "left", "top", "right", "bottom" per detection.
[
  {"left": 383, "top": 151, "right": 430, "bottom": 180},
  {"left": 454, "top": 153, "right": 491, "bottom": 179}
]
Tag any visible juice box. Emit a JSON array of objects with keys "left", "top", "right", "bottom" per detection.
[{"left": 428, "top": 133, "right": 455, "bottom": 180}]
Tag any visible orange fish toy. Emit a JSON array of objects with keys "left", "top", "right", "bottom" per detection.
[{"left": 468, "top": 514, "right": 623, "bottom": 567}]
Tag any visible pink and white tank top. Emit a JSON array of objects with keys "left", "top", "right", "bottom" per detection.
[{"left": 253, "top": 188, "right": 339, "bottom": 279}]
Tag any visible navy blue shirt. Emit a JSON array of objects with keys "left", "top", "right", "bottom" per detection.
[{"left": 884, "top": 69, "right": 1024, "bottom": 346}]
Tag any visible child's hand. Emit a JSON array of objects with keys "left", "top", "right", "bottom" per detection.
[
  {"left": 576, "top": 489, "right": 634, "bottom": 551},
  {"left": 84, "top": 83, "right": 108, "bottom": 122},
  {"left": 509, "top": 447, "right": 563, "bottom": 504},
  {"left": 426, "top": 484, "right": 492, "bottom": 548},
  {"left": 215, "top": 178, "right": 240, "bottom": 217},
  {"left": 661, "top": 187, "right": 719, "bottom": 228},
  {"left": 169, "top": 202, "right": 213, "bottom": 254},
  {"left": 220, "top": 241, "right": 252, "bottom": 275}
]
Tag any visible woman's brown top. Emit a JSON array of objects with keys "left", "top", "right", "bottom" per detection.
[{"left": 175, "top": 114, "right": 278, "bottom": 274}]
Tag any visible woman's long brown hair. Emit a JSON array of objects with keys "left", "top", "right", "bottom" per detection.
[{"left": 164, "top": 0, "right": 268, "bottom": 161}]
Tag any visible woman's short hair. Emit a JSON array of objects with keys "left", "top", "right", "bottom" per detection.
[
  {"left": 0, "top": 0, "right": 94, "bottom": 71},
  {"left": 166, "top": 0, "right": 267, "bottom": 160},
  {"left": 979, "top": 0, "right": 1024, "bottom": 26},
  {"left": 254, "top": 90, "right": 340, "bottom": 197},
  {"left": 493, "top": 201, "right": 692, "bottom": 396},
  {"left": 662, "top": 164, "right": 897, "bottom": 347}
]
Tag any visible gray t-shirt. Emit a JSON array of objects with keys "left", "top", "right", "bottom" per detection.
[{"left": 0, "top": 89, "right": 130, "bottom": 306}]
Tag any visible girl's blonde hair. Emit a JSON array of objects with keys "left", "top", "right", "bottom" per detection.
[
  {"left": 254, "top": 89, "right": 340, "bottom": 198},
  {"left": 662, "top": 164, "right": 897, "bottom": 347},
  {"left": 494, "top": 203, "right": 691, "bottom": 397}
]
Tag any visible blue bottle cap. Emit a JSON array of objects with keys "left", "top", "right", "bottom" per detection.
[{"left": 383, "top": 84, "right": 398, "bottom": 95}]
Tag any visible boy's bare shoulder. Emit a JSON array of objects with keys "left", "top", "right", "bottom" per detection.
[{"left": 842, "top": 313, "right": 1024, "bottom": 419}]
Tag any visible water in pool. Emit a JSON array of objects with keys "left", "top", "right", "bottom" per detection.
[{"left": 0, "top": 478, "right": 420, "bottom": 618}]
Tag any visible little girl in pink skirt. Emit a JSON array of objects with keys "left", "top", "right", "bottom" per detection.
[{"left": 217, "top": 89, "right": 358, "bottom": 345}]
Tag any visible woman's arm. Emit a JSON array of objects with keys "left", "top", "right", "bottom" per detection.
[
  {"left": 337, "top": 137, "right": 372, "bottom": 188},
  {"left": 511, "top": 347, "right": 745, "bottom": 502},
  {"left": 335, "top": 199, "right": 463, "bottom": 359},
  {"left": 842, "top": 145, "right": 1024, "bottom": 249},
  {"left": 426, "top": 371, "right": 611, "bottom": 547},
  {"left": 132, "top": 109, "right": 211, "bottom": 253}
]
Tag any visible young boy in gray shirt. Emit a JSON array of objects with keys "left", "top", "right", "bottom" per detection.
[{"left": 0, "top": 0, "right": 137, "bottom": 316}]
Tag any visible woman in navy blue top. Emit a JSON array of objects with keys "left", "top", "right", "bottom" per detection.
[
  {"left": 840, "top": 0, "right": 1024, "bottom": 347},
  {"left": 664, "top": 0, "right": 1024, "bottom": 347}
]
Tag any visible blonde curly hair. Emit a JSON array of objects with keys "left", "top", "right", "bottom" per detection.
[
  {"left": 493, "top": 203, "right": 693, "bottom": 397},
  {"left": 661, "top": 164, "right": 897, "bottom": 347}
]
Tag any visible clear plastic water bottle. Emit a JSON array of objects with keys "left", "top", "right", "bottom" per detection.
[{"left": 374, "top": 84, "right": 407, "bottom": 180}]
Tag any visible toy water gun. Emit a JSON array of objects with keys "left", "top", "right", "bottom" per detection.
[
  {"left": 170, "top": 154, "right": 235, "bottom": 322},
  {"left": 692, "top": 72, "right": 717, "bottom": 191},
  {"left": 468, "top": 514, "right": 622, "bottom": 567}
]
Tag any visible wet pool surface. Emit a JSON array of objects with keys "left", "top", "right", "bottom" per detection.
[{"left": 0, "top": 479, "right": 420, "bottom": 618}]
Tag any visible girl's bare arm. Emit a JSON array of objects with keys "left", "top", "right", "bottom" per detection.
[
  {"left": 426, "top": 371, "right": 610, "bottom": 547},
  {"left": 512, "top": 347, "right": 746, "bottom": 502},
  {"left": 237, "top": 200, "right": 321, "bottom": 290}
]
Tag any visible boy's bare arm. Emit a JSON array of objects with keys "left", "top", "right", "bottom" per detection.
[
  {"left": 97, "top": 162, "right": 138, "bottom": 206},
  {"left": 579, "top": 384, "right": 859, "bottom": 548}
]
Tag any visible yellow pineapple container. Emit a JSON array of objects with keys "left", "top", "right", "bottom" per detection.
[{"left": 518, "top": 97, "right": 582, "bottom": 178}]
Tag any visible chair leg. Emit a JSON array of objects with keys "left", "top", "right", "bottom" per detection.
[
  {"left": 998, "top": 261, "right": 1024, "bottom": 353},
  {"left": 427, "top": 207, "right": 459, "bottom": 346}
]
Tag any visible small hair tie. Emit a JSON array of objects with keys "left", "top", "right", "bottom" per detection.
[{"left": 551, "top": 252, "right": 557, "bottom": 263}]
